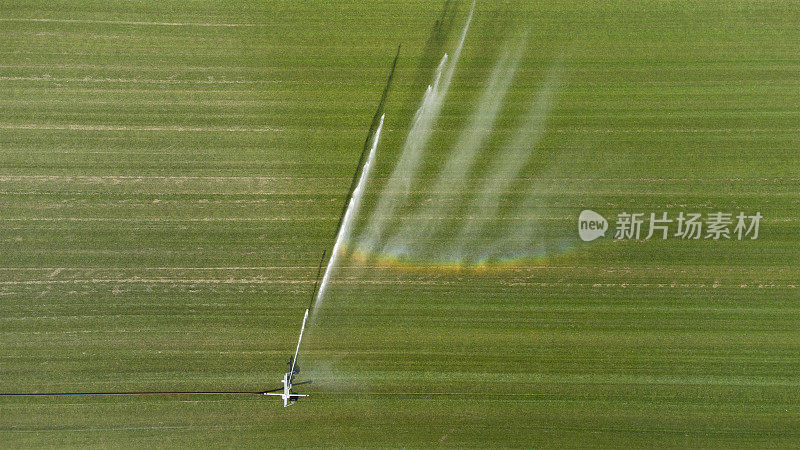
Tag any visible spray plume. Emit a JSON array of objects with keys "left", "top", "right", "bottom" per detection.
[
  {"left": 358, "top": 0, "right": 475, "bottom": 255},
  {"left": 312, "top": 115, "right": 384, "bottom": 316},
  {"left": 451, "top": 58, "right": 564, "bottom": 262},
  {"left": 385, "top": 42, "right": 525, "bottom": 257}
]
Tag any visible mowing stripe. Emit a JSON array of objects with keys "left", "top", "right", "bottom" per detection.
[
  {"left": 0, "top": 124, "right": 281, "bottom": 132},
  {"left": 0, "top": 18, "right": 257, "bottom": 27},
  {"left": 0, "top": 391, "right": 265, "bottom": 397}
]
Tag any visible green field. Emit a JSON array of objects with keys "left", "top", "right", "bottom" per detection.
[{"left": 2, "top": 0, "right": 800, "bottom": 446}]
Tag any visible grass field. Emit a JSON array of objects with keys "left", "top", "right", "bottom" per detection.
[{"left": 2, "top": 0, "right": 800, "bottom": 446}]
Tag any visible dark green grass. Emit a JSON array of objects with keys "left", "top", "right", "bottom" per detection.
[{"left": 1, "top": 0, "right": 799, "bottom": 446}]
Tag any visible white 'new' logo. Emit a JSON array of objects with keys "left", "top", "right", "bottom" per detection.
[{"left": 578, "top": 210, "right": 608, "bottom": 242}]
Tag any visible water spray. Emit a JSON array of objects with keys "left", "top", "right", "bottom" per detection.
[
  {"left": 385, "top": 41, "right": 525, "bottom": 258},
  {"left": 451, "top": 57, "right": 565, "bottom": 262},
  {"left": 358, "top": 0, "right": 475, "bottom": 255},
  {"left": 312, "top": 114, "right": 385, "bottom": 316}
]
